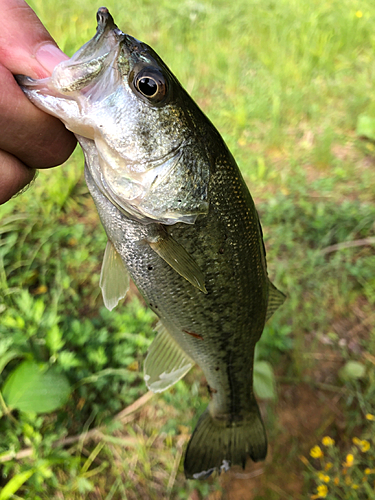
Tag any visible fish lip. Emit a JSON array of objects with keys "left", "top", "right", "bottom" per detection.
[
  {"left": 96, "top": 7, "right": 125, "bottom": 40},
  {"left": 96, "top": 7, "right": 116, "bottom": 31},
  {"left": 67, "top": 7, "right": 124, "bottom": 67}
]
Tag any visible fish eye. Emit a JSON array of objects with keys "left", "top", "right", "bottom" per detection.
[
  {"left": 137, "top": 77, "right": 158, "bottom": 97},
  {"left": 132, "top": 67, "right": 167, "bottom": 104}
]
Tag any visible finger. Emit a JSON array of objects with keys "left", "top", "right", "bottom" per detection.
[
  {"left": 0, "top": 0, "right": 76, "bottom": 169},
  {"left": 0, "top": 149, "right": 36, "bottom": 204},
  {"left": 0, "top": 0, "right": 68, "bottom": 78},
  {"left": 0, "top": 63, "right": 76, "bottom": 169}
]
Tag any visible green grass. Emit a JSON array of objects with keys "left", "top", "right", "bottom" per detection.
[{"left": 1, "top": 0, "right": 375, "bottom": 498}]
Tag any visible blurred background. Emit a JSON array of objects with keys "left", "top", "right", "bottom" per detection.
[{"left": 1, "top": 0, "right": 375, "bottom": 498}]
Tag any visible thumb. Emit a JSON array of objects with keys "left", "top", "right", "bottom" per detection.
[{"left": 0, "top": 0, "right": 68, "bottom": 77}]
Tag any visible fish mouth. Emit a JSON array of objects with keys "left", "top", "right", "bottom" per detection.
[
  {"left": 96, "top": 7, "right": 122, "bottom": 36},
  {"left": 48, "top": 7, "right": 125, "bottom": 93},
  {"left": 17, "top": 8, "right": 125, "bottom": 98},
  {"left": 85, "top": 7, "right": 124, "bottom": 49}
]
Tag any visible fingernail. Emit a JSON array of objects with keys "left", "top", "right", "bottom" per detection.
[{"left": 35, "top": 43, "right": 69, "bottom": 74}]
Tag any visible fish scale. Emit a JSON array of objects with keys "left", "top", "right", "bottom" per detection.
[{"left": 17, "top": 7, "right": 285, "bottom": 479}]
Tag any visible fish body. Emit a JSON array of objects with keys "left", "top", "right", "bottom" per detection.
[{"left": 17, "top": 8, "right": 285, "bottom": 478}]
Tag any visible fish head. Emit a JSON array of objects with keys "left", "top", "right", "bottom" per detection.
[{"left": 17, "top": 8, "right": 211, "bottom": 224}]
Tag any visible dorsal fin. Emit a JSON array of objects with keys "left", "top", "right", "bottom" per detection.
[
  {"left": 266, "top": 280, "right": 286, "bottom": 322},
  {"left": 99, "top": 240, "right": 130, "bottom": 311},
  {"left": 144, "top": 321, "right": 194, "bottom": 393}
]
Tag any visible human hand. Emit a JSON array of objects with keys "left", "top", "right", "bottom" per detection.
[{"left": 0, "top": 0, "right": 77, "bottom": 204}]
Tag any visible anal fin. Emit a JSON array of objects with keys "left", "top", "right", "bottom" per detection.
[
  {"left": 99, "top": 240, "right": 130, "bottom": 311},
  {"left": 144, "top": 321, "right": 194, "bottom": 393}
]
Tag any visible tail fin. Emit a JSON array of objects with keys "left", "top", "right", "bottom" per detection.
[{"left": 184, "top": 404, "right": 267, "bottom": 479}]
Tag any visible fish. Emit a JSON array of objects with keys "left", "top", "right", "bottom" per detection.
[{"left": 17, "top": 8, "right": 285, "bottom": 479}]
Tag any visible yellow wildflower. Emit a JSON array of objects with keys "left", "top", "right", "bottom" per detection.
[
  {"left": 353, "top": 437, "right": 371, "bottom": 452},
  {"left": 366, "top": 413, "right": 375, "bottom": 421},
  {"left": 324, "top": 462, "right": 333, "bottom": 471},
  {"left": 127, "top": 360, "right": 139, "bottom": 371},
  {"left": 33, "top": 284, "right": 48, "bottom": 295},
  {"left": 356, "top": 10, "right": 363, "bottom": 18},
  {"left": 360, "top": 440, "right": 370, "bottom": 453},
  {"left": 316, "top": 485, "right": 328, "bottom": 498},
  {"left": 352, "top": 484, "right": 359, "bottom": 490},
  {"left": 334, "top": 477, "right": 339, "bottom": 486},
  {"left": 343, "top": 454, "right": 354, "bottom": 467},
  {"left": 318, "top": 473, "right": 330, "bottom": 483},
  {"left": 310, "top": 446, "right": 324, "bottom": 459},
  {"left": 365, "top": 468, "right": 375, "bottom": 475},
  {"left": 322, "top": 436, "right": 335, "bottom": 447}
]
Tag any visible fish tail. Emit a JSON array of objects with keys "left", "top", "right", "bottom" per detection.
[{"left": 184, "top": 403, "right": 267, "bottom": 479}]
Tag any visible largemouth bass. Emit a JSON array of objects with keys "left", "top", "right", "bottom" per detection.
[{"left": 17, "top": 8, "right": 285, "bottom": 479}]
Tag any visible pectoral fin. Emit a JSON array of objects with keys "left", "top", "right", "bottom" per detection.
[
  {"left": 99, "top": 240, "right": 130, "bottom": 311},
  {"left": 148, "top": 232, "right": 207, "bottom": 294},
  {"left": 144, "top": 321, "right": 194, "bottom": 393},
  {"left": 266, "top": 280, "right": 286, "bottom": 322}
]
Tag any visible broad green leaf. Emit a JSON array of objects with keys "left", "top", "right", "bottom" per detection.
[
  {"left": 356, "top": 114, "right": 375, "bottom": 141},
  {"left": 0, "top": 350, "right": 22, "bottom": 375},
  {"left": 339, "top": 360, "right": 366, "bottom": 381},
  {"left": 0, "top": 469, "right": 35, "bottom": 500},
  {"left": 3, "top": 360, "right": 71, "bottom": 413},
  {"left": 254, "top": 360, "right": 276, "bottom": 400}
]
